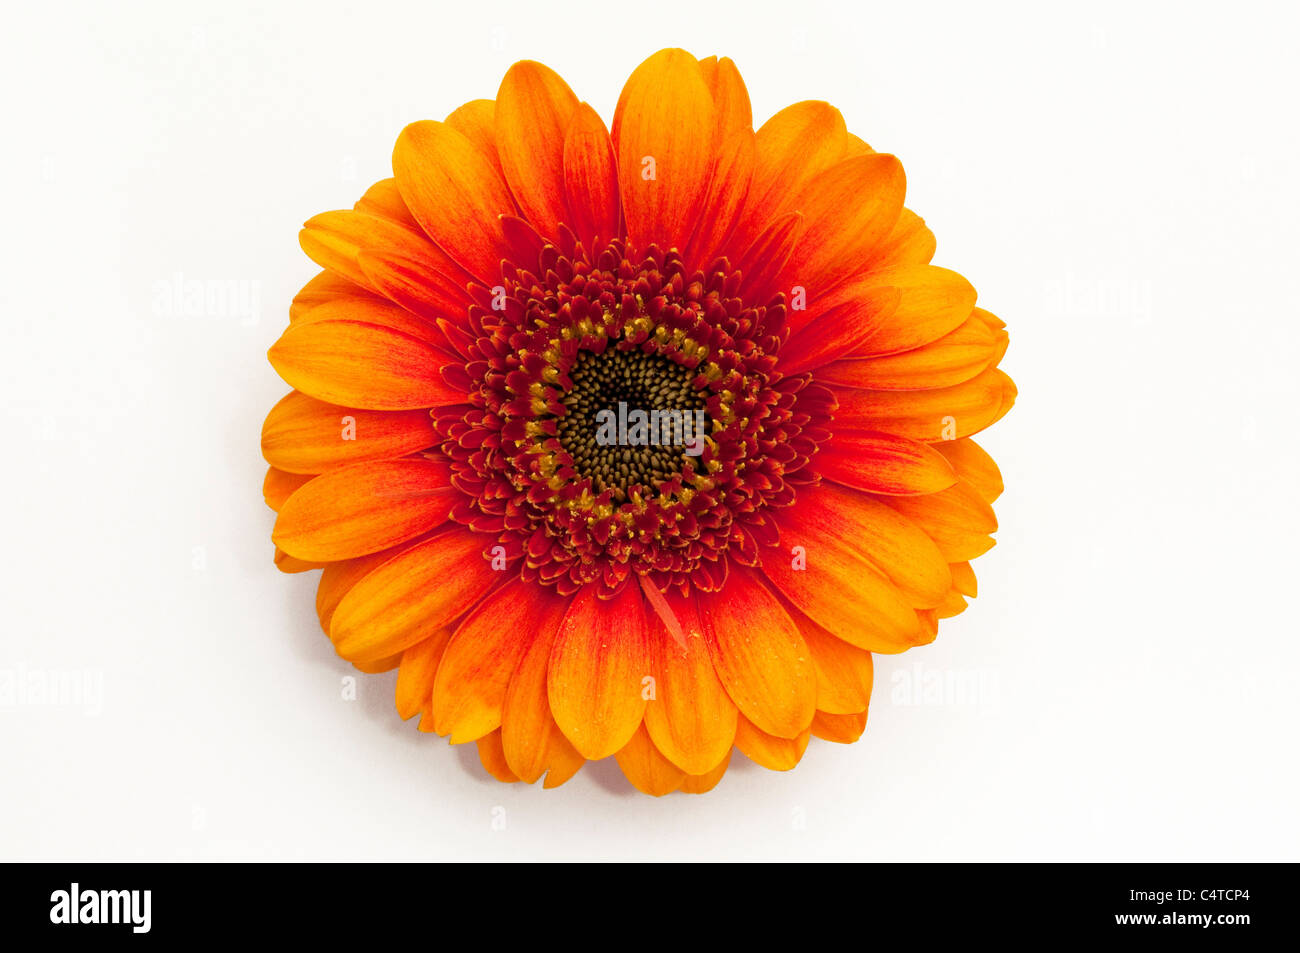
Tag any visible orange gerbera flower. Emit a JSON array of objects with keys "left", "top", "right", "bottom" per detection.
[{"left": 261, "top": 49, "right": 1015, "bottom": 795}]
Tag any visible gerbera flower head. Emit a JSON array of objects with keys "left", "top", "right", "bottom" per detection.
[{"left": 262, "top": 49, "right": 1015, "bottom": 795}]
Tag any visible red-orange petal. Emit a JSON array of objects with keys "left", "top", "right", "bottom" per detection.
[
  {"left": 700, "top": 566, "right": 816, "bottom": 739},
  {"left": 330, "top": 529, "right": 500, "bottom": 663},
  {"left": 432, "top": 578, "right": 568, "bottom": 743},
  {"left": 735, "top": 211, "right": 803, "bottom": 303},
  {"left": 775, "top": 482, "right": 952, "bottom": 608},
  {"left": 314, "top": 537, "right": 430, "bottom": 635},
  {"left": 392, "top": 120, "right": 516, "bottom": 282},
  {"left": 260, "top": 391, "right": 435, "bottom": 475},
  {"left": 827, "top": 366, "right": 1017, "bottom": 441},
  {"left": 763, "top": 490, "right": 929, "bottom": 652},
  {"left": 273, "top": 459, "right": 454, "bottom": 562},
  {"left": 268, "top": 311, "right": 464, "bottom": 411},
  {"left": 778, "top": 153, "right": 906, "bottom": 295},
  {"left": 496, "top": 61, "right": 580, "bottom": 239},
  {"left": 562, "top": 103, "right": 621, "bottom": 250},
  {"left": 821, "top": 314, "right": 998, "bottom": 391},
  {"left": 785, "top": 264, "right": 976, "bottom": 365},
  {"left": 868, "top": 208, "right": 936, "bottom": 270},
  {"left": 273, "top": 548, "right": 324, "bottom": 574},
  {"left": 817, "top": 429, "right": 958, "bottom": 496},
  {"left": 300, "top": 209, "right": 439, "bottom": 291},
  {"left": 682, "top": 129, "right": 755, "bottom": 274}
]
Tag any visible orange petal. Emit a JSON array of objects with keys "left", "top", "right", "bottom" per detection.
[
  {"left": 500, "top": 609, "right": 586, "bottom": 785},
  {"left": 476, "top": 729, "right": 519, "bottom": 783},
  {"left": 330, "top": 529, "right": 500, "bottom": 663},
  {"left": 290, "top": 272, "right": 375, "bottom": 322},
  {"left": 300, "top": 209, "right": 442, "bottom": 292},
  {"left": 315, "top": 538, "right": 430, "bottom": 635},
  {"left": 395, "top": 629, "right": 452, "bottom": 720},
  {"left": 613, "top": 49, "right": 715, "bottom": 252},
  {"left": 562, "top": 103, "right": 621, "bottom": 249},
  {"left": 392, "top": 120, "right": 515, "bottom": 282},
  {"left": 821, "top": 313, "right": 998, "bottom": 391},
  {"left": 289, "top": 294, "right": 448, "bottom": 347},
  {"left": 355, "top": 249, "right": 472, "bottom": 326},
  {"left": 432, "top": 578, "right": 568, "bottom": 743},
  {"left": 781, "top": 284, "right": 901, "bottom": 366},
  {"left": 811, "top": 709, "right": 868, "bottom": 744},
  {"left": 261, "top": 391, "right": 435, "bottom": 475},
  {"left": 818, "top": 429, "right": 957, "bottom": 496},
  {"left": 273, "top": 459, "right": 454, "bottom": 562},
  {"left": 547, "top": 583, "right": 649, "bottom": 760},
  {"left": 268, "top": 312, "right": 464, "bottom": 411},
  {"left": 933, "top": 437, "right": 1004, "bottom": 503},
  {"left": 779, "top": 153, "right": 906, "bottom": 295},
  {"left": 352, "top": 654, "right": 402, "bottom": 675},
  {"left": 763, "top": 489, "right": 928, "bottom": 652},
  {"left": 852, "top": 265, "right": 978, "bottom": 356},
  {"left": 883, "top": 480, "right": 998, "bottom": 562},
  {"left": 263, "top": 467, "right": 313, "bottom": 512},
  {"left": 445, "top": 99, "right": 505, "bottom": 179},
  {"left": 736, "top": 211, "right": 803, "bottom": 304},
  {"left": 540, "top": 741, "right": 585, "bottom": 788},
  {"left": 734, "top": 715, "right": 810, "bottom": 771},
  {"left": 496, "top": 61, "right": 580, "bottom": 239},
  {"left": 643, "top": 590, "right": 738, "bottom": 775},
  {"left": 937, "top": 587, "right": 969, "bottom": 619},
  {"left": 354, "top": 178, "right": 421, "bottom": 231},
  {"left": 827, "top": 366, "right": 1017, "bottom": 442},
  {"left": 679, "top": 750, "right": 731, "bottom": 794},
  {"left": 846, "top": 134, "right": 875, "bottom": 157},
  {"left": 950, "top": 560, "right": 978, "bottom": 597},
  {"left": 274, "top": 548, "right": 324, "bottom": 574},
  {"left": 700, "top": 566, "right": 816, "bottom": 739},
  {"left": 740, "top": 101, "right": 847, "bottom": 244},
  {"left": 785, "top": 264, "right": 975, "bottom": 365},
  {"left": 615, "top": 723, "right": 686, "bottom": 796},
  {"left": 682, "top": 129, "right": 755, "bottom": 274},
  {"left": 778, "top": 482, "right": 952, "bottom": 608},
  {"left": 792, "top": 610, "right": 874, "bottom": 715},
  {"left": 869, "top": 208, "right": 936, "bottom": 269},
  {"left": 697, "top": 55, "right": 752, "bottom": 138}
]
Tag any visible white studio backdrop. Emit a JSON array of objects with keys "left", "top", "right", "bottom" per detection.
[{"left": 2, "top": 0, "right": 1297, "bottom": 860}]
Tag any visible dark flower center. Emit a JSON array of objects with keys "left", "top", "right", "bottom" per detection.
[{"left": 556, "top": 346, "right": 709, "bottom": 498}]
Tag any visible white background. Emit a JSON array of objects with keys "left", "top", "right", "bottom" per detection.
[{"left": 3, "top": 0, "right": 1297, "bottom": 861}]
